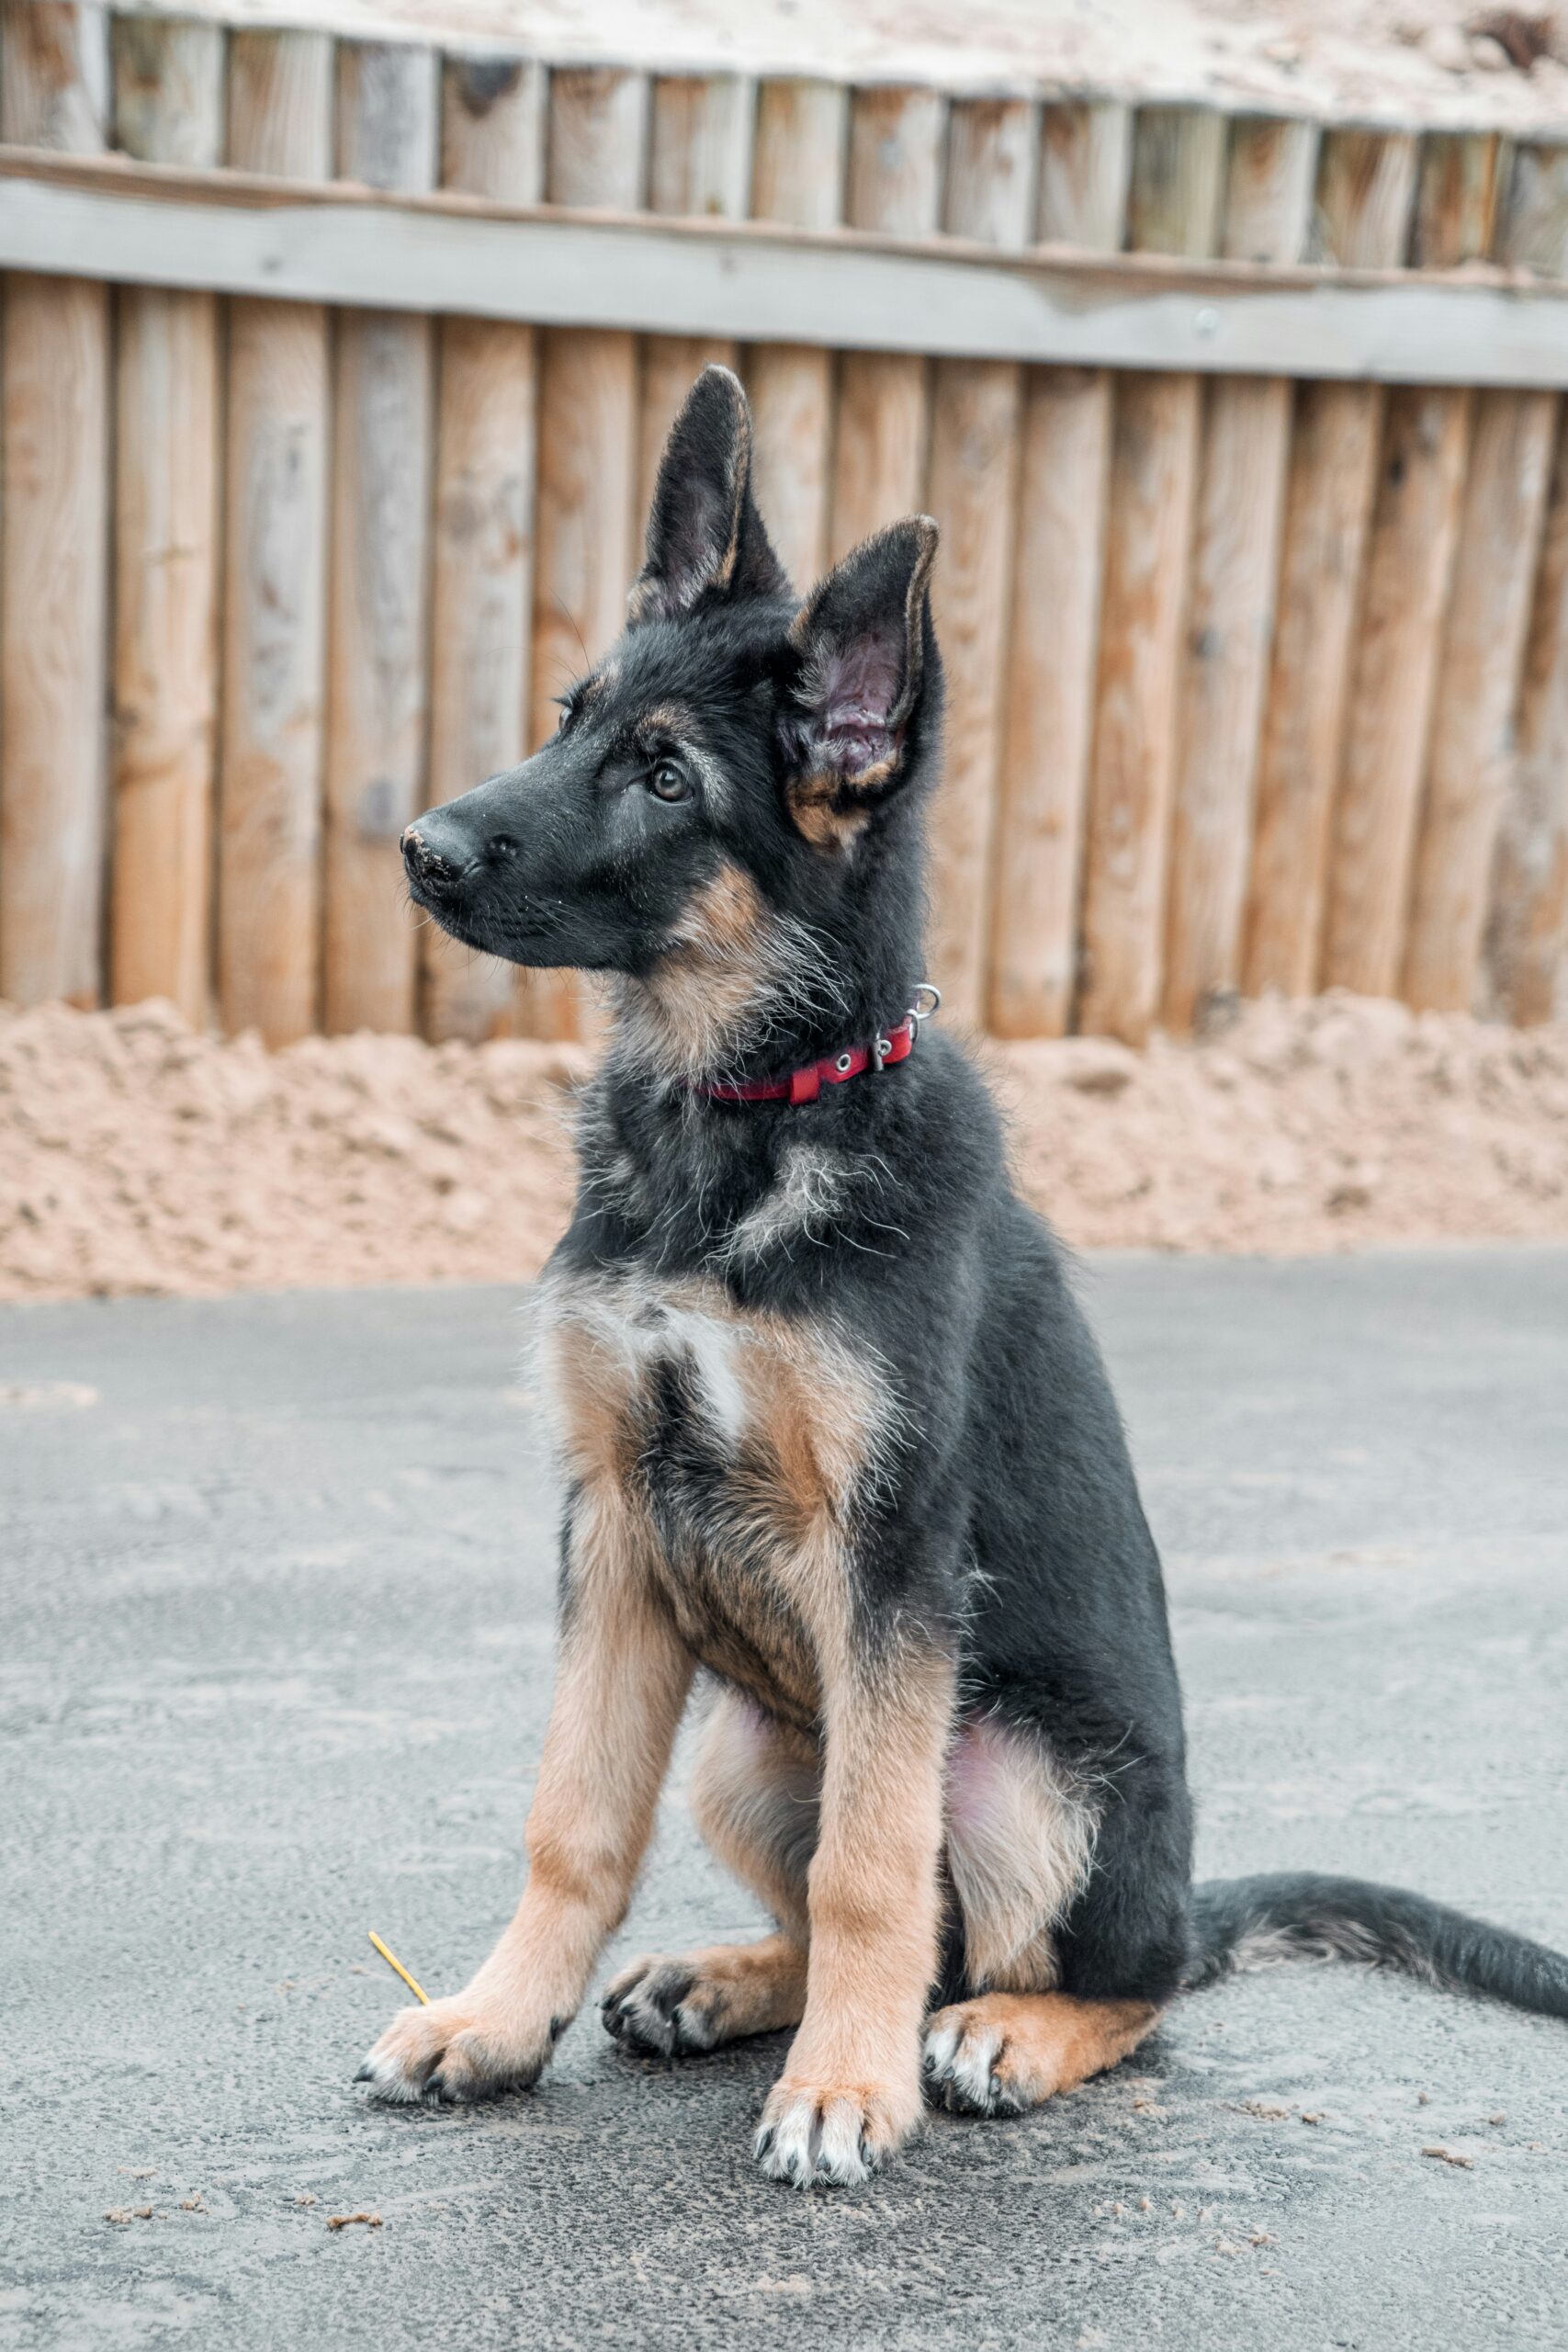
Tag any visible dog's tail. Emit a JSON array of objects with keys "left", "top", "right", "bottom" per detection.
[{"left": 1185, "top": 1873, "right": 1568, "bottom": 2019}]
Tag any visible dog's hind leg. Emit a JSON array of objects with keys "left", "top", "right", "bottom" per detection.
[
  {"left": 922, "top": 1991, "right": 1158, "bottom": 2115},
  {"left": 602, "top": 1689, "right": 817, "bottom": 2057},
  {"left": 927, "top": 1730, "right": 1189, "bottom": 2117}
]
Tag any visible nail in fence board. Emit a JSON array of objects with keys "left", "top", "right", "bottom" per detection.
[
  {"left": 987, "top": 97, "right": 1130, "bottom": 1039},
  {"left": 423, "top": 54, "right": 545, "bottom": 1042},
  {"left": 747, "top": 79, "right": 848, "bottom": 590},
  {"left": 1077, "top": 104, "right": 1224, "bottom": 1045},
  {"left": 1321, "top": 131, "right": 1483, "bottom": 1001},
  {"left": 829, "top": 85, "right": 944, "bottom": 561},
  {"left": 1485, "top": 142, "right": 1568, "bottom": 1023},
  {"left": 923, "top": 98, "right": 1036, "bottom": 1030},
  {"left": 0, "top": 1, "right": 110, "bottom": 1008},
  {"left": 1241, "top": 127, "right": 1417, "bottom": 1001},
  {"left": 638, "top": 74, "right": 752, "bottom": 526},
  {"left": 525, "top": 66, "right": 649, "bottom": 1043},
  {"left": 108, "top": 14, "right": 222, "bottom": 1029},
  {"left": 219, "top": 29, "right": 333, "bottom": 1046},
  {"left": 1488, "top": 405, "right": 1568, "bottom": 1023},
  {"left": 323, "top": 40, "right": 438, "bottom": 1037},
  {"left": 1160, "top": 114, "right": 1316, "bottom": 1034}
]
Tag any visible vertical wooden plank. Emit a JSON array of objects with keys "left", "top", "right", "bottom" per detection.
[
  {"left": 647, "top": 70, "right": 751, "bottom": 217},
  {"left": 1320, "top": 387, "right": 1472, "bottom": 998},
  {"left": 1160, "top": 116, "right": 1315, "bottom": 1033},
  {"left": 920, "top": 99, "right": 1035, "bottom": 1030},
  {"left": 111, "top": 10, "right": 220, "bottom": 163},
  {"left": 1219, "top": 109, "right": 1319, "bottom": 262},
  {"left": 437, "top": 51, "right": 545, "bottom": 209},
  {"left": 1411, "top": 130, "right": 1503, "bottom": 266},
  {"left": 638, "top": 74, "right": 751, "bottom": 527},
  {"left": 987, "top": 98, "right": 1127, "bottom": 1039},
  {"left": 1403, "top": 388, "right": 1555, "bottom": 1012},
  {"left": 219, "top": 30, "right": 333, "bottom": 1044},
  {"left": 1123, "top": 103, "right": 1227, "bottom": 254},
  {"left": 1309, "top": 126, "right": 1419, "bottom": 265},
  {"left": 1320, "top": 133, "right": 1484, "bottom": 1003},
  {"left": 0, "top": 0, "right": 110, "bottom": 1009},
  {"left": 1036, "top": 94, "right": 1131, "bottom": 249},
  {"left": 1394, "top": 122, "right": 1518, "bottom": 1014},
  {"left": 1, "top": 0, "right": 107, "bottom": 145},
  {"left": 1077, "top": 105, "right": 1223, "bottom": 1045},
  {"left": 423, "top": 54, "right": 545, "bottom": 1044},
  {"left": 1493, "top": 136, "right": 1568, "bottom": 276},
  {"left": 525, "top": 66, "right": 649, "bottom": 1041},
  {"left": 1488, "top": 410, "right": 1568, "bottom": 1023},
  {"left": 746, "top": 78, "right": 847, "bottom": 589},
  {"left": 223, "top": 26, "right": 332, "bottom": 177},
  {"left": 1485, "top": 146, "right": 1568, "bottom": 1023},
  {"left": 1242, "top": 128, "right": 1416, "bottom": 1000},
  {"left": 109, "top": 14, "right": 223, "bottom": 1025},
  {"left": 322, "top": 40, "right": 438, "bottom": 1035},
  {"left": 829, "top": 86, "right": 943, "bottom": 560}
]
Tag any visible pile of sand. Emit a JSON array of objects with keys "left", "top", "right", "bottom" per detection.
[
  {"left": 995, "top": 991, "right": 1568, "bottom": 1252},
  {"left": 0, "top": 991, "right": 1564, "bottom": 1300}
]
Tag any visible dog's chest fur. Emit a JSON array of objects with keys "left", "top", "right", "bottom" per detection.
[{"left": 534, "top": 1261, "right": 893, "bottom": 1728}]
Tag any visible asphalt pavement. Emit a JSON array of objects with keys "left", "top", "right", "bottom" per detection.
[{"left": 3, "top": 1249, "right": 1567, "bottom": 2350}]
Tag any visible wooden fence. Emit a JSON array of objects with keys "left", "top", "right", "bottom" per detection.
[{"left": 3, "top": 1, "right": 1568, "bottom": 1048}]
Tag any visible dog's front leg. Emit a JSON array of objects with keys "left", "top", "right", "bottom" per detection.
[
  {"left": 358, "top": 1504, "right": 693, "bottom": 2104},
  {"left": 755, "top": 1638, "right": 954, "bottom": 2188}
]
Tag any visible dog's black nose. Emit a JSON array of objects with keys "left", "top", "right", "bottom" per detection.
[{"left": 401, "top": 825, "right": 460, "bottom": 895}]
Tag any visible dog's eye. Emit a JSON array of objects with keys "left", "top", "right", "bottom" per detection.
[{"left": 648, "top": 759, "right": 689, "bottom": 804}]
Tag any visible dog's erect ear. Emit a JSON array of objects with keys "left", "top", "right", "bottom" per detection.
[
  {"left": 627, "top": 365, "right": 786, "bottom": 626},
  {"left": 781, "top": 517, "right": 939, "bottom": 847}
]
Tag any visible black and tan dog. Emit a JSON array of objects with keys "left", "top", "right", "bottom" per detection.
[{"left": 361, "top": 367, "right": 1568, "bottom": 2187}]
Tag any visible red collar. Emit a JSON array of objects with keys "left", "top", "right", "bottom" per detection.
[{"left": 689, "top": 986, "right": 941, "bottom": 1107}]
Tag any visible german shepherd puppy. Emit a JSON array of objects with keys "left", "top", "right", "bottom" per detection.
[{"left": 362, "top": 367, "right": 1568, "bottom": 2187}]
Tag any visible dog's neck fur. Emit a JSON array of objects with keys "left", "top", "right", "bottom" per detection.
[
  {"left": 578, "top": 810, "right": 934, "bottom": 1284},
  {"left": 609, "top": 796, "right": 931, "bottom": 1094}
]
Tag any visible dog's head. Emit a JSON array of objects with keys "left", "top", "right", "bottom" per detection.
[{"left": 403, "top": 367, "right": 941, "bottom": 1074}]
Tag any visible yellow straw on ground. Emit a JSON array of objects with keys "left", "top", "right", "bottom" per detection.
[{"left": 367, "top": 1931, "right": 430, "bottom": 2005}]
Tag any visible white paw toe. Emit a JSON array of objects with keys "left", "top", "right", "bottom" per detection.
[
  {"left": 923, "top": 2018, "right": 1017, "bottom": 2117},
  {"left": 754, "top": 2092, "right": 879, "bottom": 2188}
]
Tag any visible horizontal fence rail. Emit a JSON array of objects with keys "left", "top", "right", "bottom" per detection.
[
  {"left": 6, "top": 151, "right": 1568, "bottom": 385},
  {"left": 1, "top": 0, "right": 1566, "bottom": 1049}
]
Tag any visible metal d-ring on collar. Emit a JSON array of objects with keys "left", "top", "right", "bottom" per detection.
[{"left": 873, "top": 980, "right": 941, "bottom": 1070}]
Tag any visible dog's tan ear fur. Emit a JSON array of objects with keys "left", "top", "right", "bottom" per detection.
[
  {"left": 628, "top": 367, "right": 786, "bottom": 626},
  {"left": 782, "top": 518, "right": 939, "bottom": 849}
]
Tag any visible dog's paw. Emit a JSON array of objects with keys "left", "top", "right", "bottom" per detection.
[
  {"left": 921, "top": 2003, "right": 1036, "bottom": 2118},
  {"left": 601, "top": 1957, "right": 720, "bottom": 2059},
  {"left": 753, "top": 2075, "right": 918, "bottom": 2188},
  {"left": 355, "top": 1995, "right": 561, "bottom": 2108}
]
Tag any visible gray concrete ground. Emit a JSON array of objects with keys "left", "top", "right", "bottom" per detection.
[{"left": 3, "top": 1250, "right": 1567, "bottom": 2352}]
